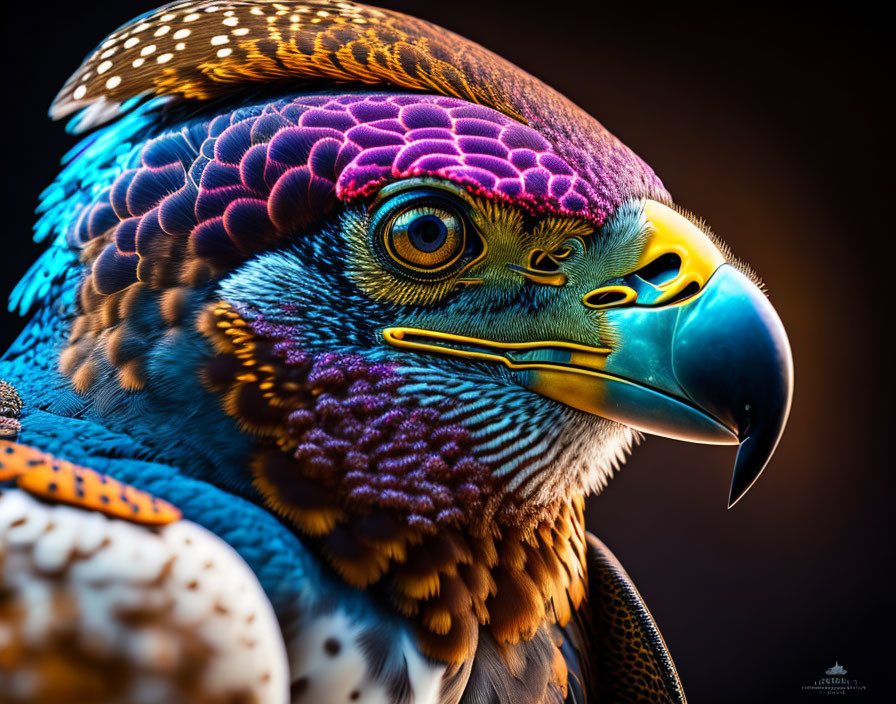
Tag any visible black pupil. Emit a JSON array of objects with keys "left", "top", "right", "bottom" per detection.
[{"left": 408, "top": 214, "right": 448, "bottom": 252}]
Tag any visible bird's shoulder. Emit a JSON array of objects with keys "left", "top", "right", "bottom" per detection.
[
  {"left": 0, "top": 482, "right": 288, "bottom": 703},
  {"left": 557, "top": 534, "right": 687, "bottom": 704},
  {"left": 0, "top": 420, "right": 447, "bottom": 704}
]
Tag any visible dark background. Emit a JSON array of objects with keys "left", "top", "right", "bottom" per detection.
[{"left": 1, "top": 2, "right": 891, "bottom": 702}]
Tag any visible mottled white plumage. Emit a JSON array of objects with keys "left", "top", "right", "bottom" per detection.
[
  {"left": 286, "top": 610, "right": 445, "bottom": 703},
  {"left": 0, "top": 489, "right": 289, "bottom": 703}
]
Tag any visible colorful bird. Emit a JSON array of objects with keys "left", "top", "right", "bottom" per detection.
[{"left": 0, "top": 1, "right": 793, "bottom": 702}]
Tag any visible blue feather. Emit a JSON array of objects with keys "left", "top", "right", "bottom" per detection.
[{"left": 9, "top": 97, "right": 168, "bottom": 315}]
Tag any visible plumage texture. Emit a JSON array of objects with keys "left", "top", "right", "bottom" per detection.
[
  {"left": 0, "top": 1, "right": 700, "bottom": 702},
  {"left": 0, "top": 381, "right": 23, "bottom": 438},
  {"left": 51, "top": 0, "right": 665, "bottom": 217},
  {"left": 62, "top": 93, "right": 611, "bottom": 394},
  {"left": 584, "top": 535, "right": 686, "bottom": 703},
  {"left": 0, "top": 441, "right": 181, "bottom": 525},
  {"left": 0, "top": 488, "right": 288, "bottom": 704}
]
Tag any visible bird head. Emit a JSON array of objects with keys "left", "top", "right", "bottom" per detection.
[{"left": 22, "top": 0, "right": 793, "bottom": 663}]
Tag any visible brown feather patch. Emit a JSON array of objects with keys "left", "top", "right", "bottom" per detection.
[{"left": 199, "top": 301, "right": 588, "bottom": 667}]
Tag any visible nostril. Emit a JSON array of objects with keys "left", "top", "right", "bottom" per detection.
[
  {"left": 663, "top": 280, "right": 700, "bottom": 304},
  {"left": 587, "top": 291, "right": 626, "bottom": 306},
  {"left": 635, "top": 253, "right": 682, "bottom": 285},
  {"left": 583, "top": 286, "right": 637, "bottom": 309}
]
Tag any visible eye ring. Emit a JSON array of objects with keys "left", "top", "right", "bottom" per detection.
[
  {"left": 385, "top": 205, "right": 464, "bottom": 272},
  {"left": 372, "top": 188, "right": 474, "bottom": 280}
]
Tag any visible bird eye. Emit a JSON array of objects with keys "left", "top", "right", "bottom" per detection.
[
  {"left": 372, "top": 189, "right": 474, "bottom": 279},
  {"left": 388, "top": 207, "right": 463, "bottom": 270}
]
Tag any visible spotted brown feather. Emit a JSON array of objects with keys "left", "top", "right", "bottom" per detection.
[{"left": 51, "top": 0, "right": 666, "bottom": 221}]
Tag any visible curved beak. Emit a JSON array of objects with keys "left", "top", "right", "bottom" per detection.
[
  {"left": 672, "top": 265, "right": 793, "bottom": 506},
  {"left": 529, "top": 264, "right": 793, "bottom": 506},
  {"left": 383, "top": 200, "right": 794, "bottom": 507},
  {"left": 527, "top": 202, "right": 794, "bottom": 507}
]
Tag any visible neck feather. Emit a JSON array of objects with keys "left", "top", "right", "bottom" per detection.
[{"left": 200, "top": 301, "right": 588, "bottom": 664}]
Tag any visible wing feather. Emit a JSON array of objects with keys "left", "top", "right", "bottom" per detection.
[
  {"left": 556, "top": 534, "right": 686, "bottom": 704},
  {"left": 0, "top": 488, "right": 289, "bottom": 704}
]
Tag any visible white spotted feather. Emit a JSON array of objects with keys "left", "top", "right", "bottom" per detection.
[{"left": 0, "top": 488, "right": 289, "bottom": 703}]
